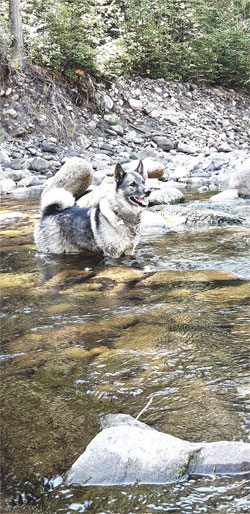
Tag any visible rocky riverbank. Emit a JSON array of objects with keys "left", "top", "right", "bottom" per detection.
[{"left": 0, "top": 67, "right": 250, "bottom": 231}]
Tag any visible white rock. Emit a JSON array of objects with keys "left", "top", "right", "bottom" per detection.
[
  {"left": 141, "top": 211, "right": 167, "bottom": 231},
  {"left": 65, "top": 414, "right": 250, "bottom": 486},
  {"left": 229, "top": 156, "right": 250, "bottom": 197},
  {"left": 128, "top": 98, "right": 143, "bottom": 111},
  {"left": 5, "top": 87, "right": 12, "bottom": 96},
  {"left": 0, "top": 178, "right": 16, "bottom": 192},
  {"left": 168, "top": 166, "right": 190, "bottom": 180},
  {"left": 4, "top": 108, "right": 17, "bottom": 119},
  {"left": 100, "top": 92, "right": 114, "bottom": 111},
  {"left": 209, "top": 189, "right": 239, "bottom": 202},
  {"left": 149, "top": 186, "right": 185, "bottom": 205},
  {"left": 0, "top": 148, "right": 11, "bottom": 164},
  {"left": 148, "top": 110, "right": 161, "bottom": 118}
]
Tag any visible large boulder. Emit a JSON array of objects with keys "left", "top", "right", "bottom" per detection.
[
  {"left": 66, "top": 415, "right": 198, "bottom": 486},
  {"left": 42, "top": 157, "right": 93, "bottom": 200},
  {"left": 229, "top": 156, "right": 250, "bottom": 197},
  {"left": 122, "top": 158, "right": 165, "bottom": 179},
  {"left": 65, "top": 414, "right": 250, "bottom": 486}
]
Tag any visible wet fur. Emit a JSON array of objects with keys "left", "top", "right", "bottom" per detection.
[{"left": 34, "top": 162, "right": 150, "bottom": 258}]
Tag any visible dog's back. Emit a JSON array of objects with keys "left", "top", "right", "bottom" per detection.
[{"left": 34, "top": 188, "right": 98, "bottom": 254}]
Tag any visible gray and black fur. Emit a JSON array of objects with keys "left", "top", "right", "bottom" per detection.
[{"left": 34, "top": 161, "right": 150, "bottom": 258}]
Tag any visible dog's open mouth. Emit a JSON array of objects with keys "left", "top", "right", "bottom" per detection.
[{"left": 130, "top": 196, "right": 149, "bottom": 207}]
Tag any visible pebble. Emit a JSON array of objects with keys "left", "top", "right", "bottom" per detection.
[
  {"left": 4, "top": 108, "right": 17, "bottom": 119},
  {"left": 128, "top": 98, "right": 143, "bottom": 111}
]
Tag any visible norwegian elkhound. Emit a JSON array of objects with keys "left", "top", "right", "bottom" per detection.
[{"left": 34, "top": 161, "right": 151, "bottom": 258}]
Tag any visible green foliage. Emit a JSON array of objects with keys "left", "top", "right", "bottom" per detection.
[
  {"left": 110, "top": 0, "right": 250, "bottom": 88},
  {"left": 22, "top": 0, "right": 99, "bottom": 76},
  {"left": 0, "top": 0, "right": 249, "bottom": 88}
]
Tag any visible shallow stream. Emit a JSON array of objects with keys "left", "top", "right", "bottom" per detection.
[{"left": 0, "top": 195, "right": 250, "bottom": 513}]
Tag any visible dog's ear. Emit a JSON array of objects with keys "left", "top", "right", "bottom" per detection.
[
  {"left": 114, "top": 163, "right": 126, "bottom": 185},
  {"left": 136, "top": 160, "right": 148, "bottom": 180}
]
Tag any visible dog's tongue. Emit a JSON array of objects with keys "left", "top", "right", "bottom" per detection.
[{"left": 136, "top": 196, "right": 149, "bottom": 206}]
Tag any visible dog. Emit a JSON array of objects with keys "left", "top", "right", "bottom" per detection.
[{"left": 34, "top": 161, "right": 151, "bottom": 258}]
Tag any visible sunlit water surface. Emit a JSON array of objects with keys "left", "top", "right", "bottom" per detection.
[{"left": 0, "top": 195, "right": 249, "bottom": 513}]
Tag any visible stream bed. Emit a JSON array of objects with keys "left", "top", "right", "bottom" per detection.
[{"left": 0, "top": 194, "right": 250, "bottom": 513}]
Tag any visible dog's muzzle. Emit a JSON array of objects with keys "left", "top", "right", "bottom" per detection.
[{"left": 130, "top": 189, "right": 151, "bottom": 208}]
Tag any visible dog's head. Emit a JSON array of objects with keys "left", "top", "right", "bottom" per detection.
[{"left": 114, "top": 161, "right": 151, "bottom": 208}]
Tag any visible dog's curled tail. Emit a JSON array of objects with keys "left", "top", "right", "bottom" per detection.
[{"left": 40, "top": 187, "right": 75, "bottom": 215}]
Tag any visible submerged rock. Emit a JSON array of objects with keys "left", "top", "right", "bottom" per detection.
[
  {"left": 66, "top": 414, "right": 250, "bottom": 486},
  {"left": 161, "top": 205, "right": 243, "bottom": 226},
  {"left": 66, "top": 416, "right": 197, "bottom": 486},
  {"left": 0, "top": 211, "right": 26, "bottom": 227}
]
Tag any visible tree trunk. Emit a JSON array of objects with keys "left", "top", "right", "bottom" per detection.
[
  {"left": 0, "top": 28, "right": 10, "bottom": 83},
  {"left": 9, "top": 0, "right": 24, "bottom": 69}
]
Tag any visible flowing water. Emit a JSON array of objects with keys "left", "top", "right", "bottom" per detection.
[{"left": 0, "top": 195, "right": 250, "bottom": 513}]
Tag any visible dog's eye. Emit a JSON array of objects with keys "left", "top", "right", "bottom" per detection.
[{"left": 130, "top": 181, "right": 136, "bottom": 187}]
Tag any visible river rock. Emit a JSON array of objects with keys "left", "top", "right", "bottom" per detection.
[
  {"left": 4, "top": 108, "right": 17, "bottom": 119},
  {"left": 42, "top": 157, "right": 93, "bottom": 200},
  {"left": 149, "top": 186, "right": 184, "bottom": 206},
  {"left": 209, "top": 189, "right": 239, "bottom": 202},
  {"left": 11, "top": 126, "right": 27, "bottom": 137},
  {"left": 66, "top": 417, "right": 197, "bottom": 486},
  {"left": 111, "top": 124, "right": 124, "bottom": 136},
  {"left": 0, "top": 211, "right": 26, "bottom": 227},
  {"left": 177, "top": 142, "right": 198, "bottom": 154},
  {"left": 141, "top": 210, "right": 167, "bottom": 231},
  {"left": 128, "top": 98, "right": 143, "bottom": 111},
  {"left": 122, "top": 158, "right": 164, "bottom": 179},
  {"left": 40, "top": 142, "right": 58, "bottom": 153},
  {"left": 161, "top": 205, "right": 243, "bottom": 226},
  {"left": 3, "top": 168, "right": 31, "bottom": 182},
  {"left": 0, "top": 147, "right": 11, "bottom": 164},
  {"left": 229, "top": 156, "right": 250, "bottom": 198},
  {"left": 0, "top": 178, "right": 16, "bottom": 192},
  {"left": 123, "top": 131, "right": 144, "bottom": 145},
  {"left": 19, "top": 175, "right": 42, "bottom": 187},
  {"left": 29, "top": 157, "right": 49, "bottom": 172},
  {"left": 65, "top": 414, "right": 250, "bottom": 486},
  {"left": 152, "top": 137, "right": 175, "bottom": 152},
  {"left": 188, "top": 441, "right": 250, "bottom": 477},
  {"left": 91, "top": 153, "right": 111, "bottom": 170},
  {"left": 99, "top": 92, "right": 113, "bottom": 112}
]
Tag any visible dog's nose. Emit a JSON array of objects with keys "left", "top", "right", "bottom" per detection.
[{"left": 144, "top": 189, "right": 151, "bottom": 197}]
